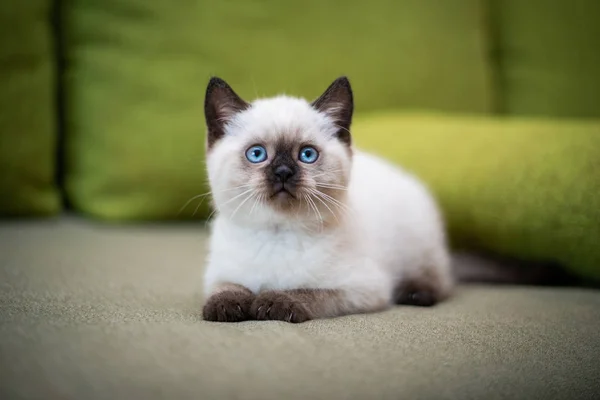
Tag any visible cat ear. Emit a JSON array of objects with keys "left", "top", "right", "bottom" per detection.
[
  {"left": 204, "top": 77, "right": 249, "bottom": 149},
  {"left": 311, "top": 76, "right": 354, "bottom": 146}
]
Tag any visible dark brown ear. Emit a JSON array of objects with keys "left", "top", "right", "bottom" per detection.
[
  {"left": 311, "top": 76, "right": 353, "bottom": 146},
  {"left": 204, "top": 77, "right": 249, "bottom": 149}
]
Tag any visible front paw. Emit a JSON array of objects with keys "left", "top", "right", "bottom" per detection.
[
  {"left": 203, "top": 290, "right": 255, "bottom": 322},
  {"left": 250, "top": 291, "right": 311, "bottom": 323}
]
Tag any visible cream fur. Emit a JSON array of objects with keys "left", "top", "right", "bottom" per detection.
[{"left": 203, "top": 95, "right": 453, "bottom": 316}]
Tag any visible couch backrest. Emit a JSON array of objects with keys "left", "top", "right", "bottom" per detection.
[
  {"left": 187, "top": 0, "right": 494, "bottom": 114},
  {"left": 3, "top": 0, "right": 600, "bottom": 219},
  {"left": 61, "top": 0, "right": 494, "bottom": 220},
  {"left": 491, "top": 0, "right": 600, "bottom": 118},
  {"left": 0, "top": 0, "right": 60, "bottom": 217}
]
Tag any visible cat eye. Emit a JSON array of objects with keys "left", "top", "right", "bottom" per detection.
[
  {"left": 245, "top": 145, "right": 268, "bottom": 163},
  {"left": 298, "top": 146, "right": 319, "bottom": 164}
]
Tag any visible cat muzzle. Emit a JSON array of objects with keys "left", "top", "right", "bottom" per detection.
[{"left": 270, "top": 182, "right": 296, "bottom": 199}]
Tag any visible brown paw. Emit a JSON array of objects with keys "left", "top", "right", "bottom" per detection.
[
  {"left": 396, "top": 289, "right": 437, "bottom": 307},
  {"left": 394, "top": 282, "right": 439, "bottom": 307},
  {"left": 203, "top": 290, "right": 255, "bottom": 322},
  {"left": 251, "top": 291, "right": 311, "bottom": 323}
]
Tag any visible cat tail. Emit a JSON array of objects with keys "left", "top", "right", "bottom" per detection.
[{"left": 451, "top": 251, "right": 586, "bottom": 286}]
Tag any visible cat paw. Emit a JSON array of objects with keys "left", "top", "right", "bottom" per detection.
[
  {"left": 396, "top": 289, "right": 437, "bottom": 307},
  {"left": 394, "top": 281, "right": 439, "bottom": 307},
  {"left": 202, "top": 290, "right": 255, "bottom": 322},
  {"left": 251, "top": 291, "right": 311, "bottom": 323}
]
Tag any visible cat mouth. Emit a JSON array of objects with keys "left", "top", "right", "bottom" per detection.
[
  {"left": 269, "top": 181, "right": 297, "bottom": 201},
  {"left": 271, "top": 188, "right": 295, "bottom": 200}
]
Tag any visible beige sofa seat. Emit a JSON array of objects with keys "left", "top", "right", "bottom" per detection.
[{"left": 1, "top": 217, "right": 599, "bottom": 399}]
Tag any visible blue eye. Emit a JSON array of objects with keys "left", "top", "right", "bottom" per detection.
[
  {"left": 299, "top": 146, "right": 319, "bottom": 164},
  {"left": 245, "top": 145, "right": 268, "bottom": 163}
]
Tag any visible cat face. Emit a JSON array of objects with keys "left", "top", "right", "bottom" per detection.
[{"left": 204, "top": 77, "right": 354, "bottom": 227}]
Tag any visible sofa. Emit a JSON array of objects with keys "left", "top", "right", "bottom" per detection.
[{"left": 1, "top": 1, "right": 599, "bottom": 399}]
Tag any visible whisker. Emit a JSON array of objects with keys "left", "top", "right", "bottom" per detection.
[
  {"left": 304, "top": 193, "right": 324, "bottom": 229},
  {"left": 178, "top": 183, "right": 253, "bottom": 215},
  {"left": 311, "top": 188, "right": 348, "bottom": 213},
  {"left": 315, "top": 183, "right": 348, "bottom": 191},
  {"left": 297, "top": 200, "right": 303, "bottom": 219},
  {"left": 249, "top": 193, "right": 264, "bottom": 215},
  {"left": 178, "top": 192, "right": 211, "bottom": 215},
  {"left": 310, "top": 189, "right": 353, "bottom": 219},
  {"left": 303, "top": 193, "right": 316, "bottom": 219},
  {"left": 310, "top": 196, "right": 323, "bottom": 223},
  {"left": 315, "top": 181, "right": 347, "bottom": 187},
  {"left": 212, "top": 188, "right": 255, "bottom": 217},
  {"left": 310, "top": 169, "right": 345, "bottom": 179},
  {"left": 316, "top": 190, "right": 352, "bottom": 213},
  {"left": 300, "top": 194, "right": 308, "bottom": 225},
  {"left": 199, "top": 184, "right": 256, "bottom": 226},
  {"left": 299, "top": 195, "right": 318, "bottom": 233},
  {"left": 309, "top": 190, "right": 340, "bottom": 224},
  {"left": 218, "top": 184, "right": 254, "bottom": 193},
  {"left": 192, "top": 195, "right": 208, "bottom": 217},
  {"left": 204, "top": 208, "right": 219, "bottom": 227},
  {"left": 229, "top": 191, "right": 256, "bottom": 221}
]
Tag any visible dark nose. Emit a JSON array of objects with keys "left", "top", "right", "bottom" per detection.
[{"left": 273, "top": 165, "right": 295, "bottom": 182}]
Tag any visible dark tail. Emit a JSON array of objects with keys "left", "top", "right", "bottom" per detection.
[{"left": 451, "top": 251, "right": 585, "bottom": 287}]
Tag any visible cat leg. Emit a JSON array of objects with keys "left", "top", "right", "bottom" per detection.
[
  {"left": 202, "top": 282, "right": 256, "bottom": 322},
  {"left": 250, "top": 288, "right": 389, "bottom": 323},
  {"left": 394, "top": 263, "right": 454, "bottom": 307}
]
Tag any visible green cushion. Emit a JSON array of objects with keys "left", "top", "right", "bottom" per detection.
[
  {"left": 353, "top": 112, "right": 600, "bottom": 281},
  {"left": 492, "top": 0, "right": 600, "bottom": 118},
  {"left": 63, "top": 0, "right": 493, "bottom": 220},
  {"left": 0, "top": 0, "right": 60, "bottom": 216}
]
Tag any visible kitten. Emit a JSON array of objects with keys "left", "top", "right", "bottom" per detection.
[{"left": 201, "top": 76, "right": 453, "bottom": 323}]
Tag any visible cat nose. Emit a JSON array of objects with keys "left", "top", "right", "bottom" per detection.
[{"left": 273, "top": 165, "right": 295, "bottom": 182}]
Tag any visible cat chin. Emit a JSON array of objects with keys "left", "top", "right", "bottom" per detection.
[
  {"left": 270, "top": 189, "right": 294, "bottom": 201},
  {"left": 267, "top": 192, "right": 300, "bottom": 213},
  {"left": 239, "top": 195, "right": 322, "bottom": 225}
]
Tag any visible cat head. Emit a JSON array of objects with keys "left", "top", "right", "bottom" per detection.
[{"left": 204, "top": 76, "right": 354, "bottom": 228}]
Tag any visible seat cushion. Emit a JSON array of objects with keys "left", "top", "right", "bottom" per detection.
[
  {"left": 62, "top": 0, "right": 493, "bottom": 220},
  {"left": 353, "top": 112, "right": 600, "bottom": 281},
  {"left": 0, "top": 0, "right": 60, "bottom": 216},
  {"left": 1, "top": 217, "right": 599, "bottom": 399}
]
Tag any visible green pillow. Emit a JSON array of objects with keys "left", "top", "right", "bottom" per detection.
[
  {"left": 63, "top": 0, "right": 493, "bottom": 220},
  {"left": 492, "top": 0, "right": 600, "bottom": 118},
  {"left": 353, "top": 112, "right": 600, "bottom": 281},
  {"left": 0, "top": 0, "right": 59, "bottom": 216}
]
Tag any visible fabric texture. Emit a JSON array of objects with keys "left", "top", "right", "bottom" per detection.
[
  {"left": 491, "top": 0, "right": 600, "bottom": 118},
  {"left": 0, "top": 0, "right": 60, "bottom": 216},
  {"left": 353, "top": 112, "right": 600, "bottom": 281},
  {"left": 62, "top": 0, "right": 493, "bottom": 220},
  {"left": 1, "top": 218, "right": 599, "bottom": 400}
]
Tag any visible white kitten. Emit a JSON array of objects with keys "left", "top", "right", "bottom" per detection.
[{"left": 202, "top": 77, "right": 453, "bottom": 323}]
